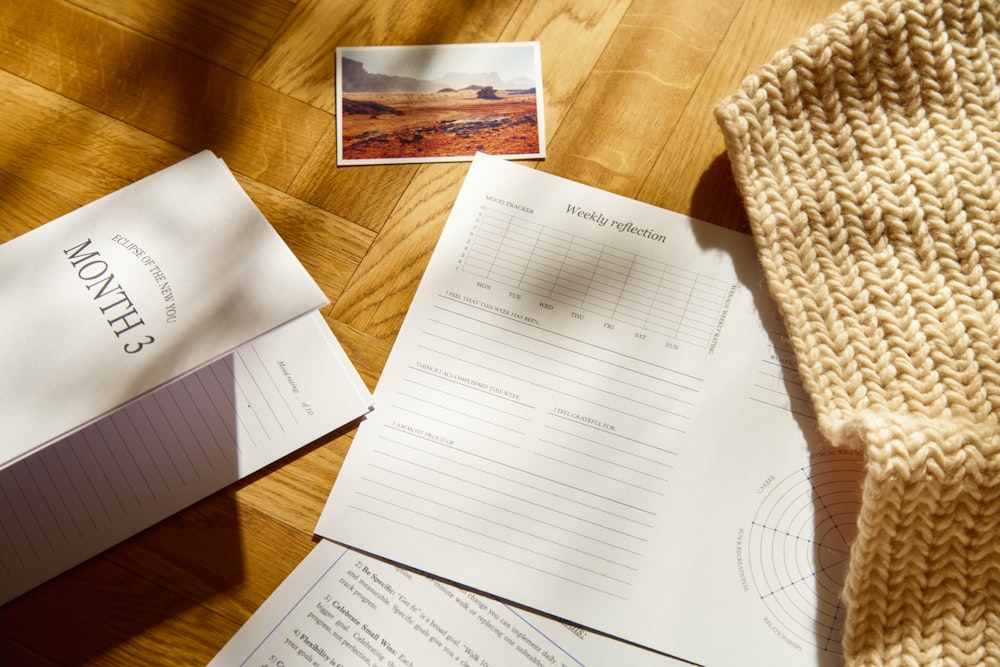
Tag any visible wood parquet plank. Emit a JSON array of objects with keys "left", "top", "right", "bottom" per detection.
[
  {"left": 638, "top": 0, "right": 847, "bottom": 228},
  {"left": 0, "top": 549, "right": 241, "bottom": 665},
  {"left": 329, "top": 162, "right": 468, "bottom": 339},
  {"left": 538, "top": 0, "right": 742, "bottom": 199},
  {"left": 0, "top": 70, "right": 189, "bottom": 236},
  {"left": 67, "top": 0, "right": 296, "bottom": 76},
  {"left": 235, "top": 175, "right": 375, "bottom": 302},
  {"left": 232, "top": 432, "right": 357, "bottom": 535},
  {"left": 323, "top": 315, "right": 392, "bottom": 390},
  {"left": 250, "top": 0, "right": 388, "bottom": 111},
  {"left": 0, "top": 494, "right": 316, "bottom": 664},
  {"left": 0, "top": 636, "right": 58, "bottom": 667},
  {"left": 500, "top": 0, "right": 632, "bottom": 133},
  {"left": 380, "top": 0, "right": 527, "bottom": 47},
  {"left": 101, "top": 494, "right": 316, "bottom": 625},
  {"left": 283, "top": 0, "right": 631, "bottom": 233},
  {"left": 0, "top": 0, "right": 331, "bottom": 191},
  {"left": 289, "top": 157, "right": 419, "bottom": 233}
]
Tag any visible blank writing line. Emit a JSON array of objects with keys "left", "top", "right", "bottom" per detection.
[
  {"left": 362, "top": 477, "right": 639, "bottom": 572},
  {"left": 31, "top": 456, "right": 83, "bottom": 543},
  {"left": 239, "top": 348, "right": 285, "bottom": 436},
  {"left": 105, "top": 416, "right": 157, "bottom": 501},
  {"left": 353, "top": 492, "right": 636, "bottom": 588},
  {"left": 29, "top": 461, "right": 75, "bottom": 548},
  {"left": 397, "top": 390, "right": 527, "bottom": 436},
  {"left": 348, "top": 504, "right": 629, "bottom": 600},
  {"left": 546, "top": 416, "right": 678, "bottom": 459},
  {"left": 402, "top": 376, "right": 531, "bottom": 421},
  {"left": 370, "top": 465, "right": 644, "bottom": 556},
  {"left": 119, "top": 407, "right": 169, "bottom": 493},
  {"left": 429, "top": 314, "right": 699, "bottom": 409},
  {"left": 196, "top": 369, "right": 239, "bottom": 453},
  {"left": 382, "top": 431, "right": 659, "bottom": 517},
  {"left": 224, "top": 356, "right": 265, "bottom": 451},
  {"left": 80, "top": 429, "right": 130, "bottom": 511},
  {"left": 11, "top": 472, "right": 56, "bottom": 554},
  {"left": 532, "top": 452, "right": 665, "bottom": 496},
  {"left": 51, "top": 447, "right": 99, "bottom": 531},
  {"left": 540, "top": 439, "right": 671, "bottom": 484},
  {"left": 0, "top": 484, "right": 32, "bottom": 565},
  {"left": 387, "top": 409, "right": 519, "bottom": 448},
  {"left": 0, "top": 511, "right": 18, "bottom": 573},
  {"left": 252, "top": 343, "right": 298, "bottom": 428},
  {"left": 437, "top": 295, "right": 704, "bottom": 384},
  {"left": 164, "top": 384, "right": 216, "bottom": 472},
  {"left": 752, "top": 383, "right": 811, "bottom": 407},
  {"left": 373, "top": 448, "right": 652, "bottom": 535},
  {"left": 63, "top": 442, "right": 112, "bottom": 522},
  {"left": 418, "top": 344, "right": 684, "bottom": 433},
  {"left": 174, "top": 378, "right": 230, "bottom": 467},
  {"left": 748, "top": 397, "right": 816, "bottom": 421},
  {"left": 423, "top": 327, "right": 692, "bottom": 422},
  {"left": 408, "top": 364, "right": 534, "bottom": 410},
  {"left": 138, "top": 399, "right": 194, "bottom": 480},
  {"left": 432, "top": 304, "right": 701, "bottom": 399}
]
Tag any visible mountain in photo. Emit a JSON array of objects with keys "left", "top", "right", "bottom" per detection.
[{"left": 341, "top": 58, "right": 534, "bottom": 93}]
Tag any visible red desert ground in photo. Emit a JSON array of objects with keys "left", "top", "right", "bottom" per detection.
[{"left": 341, "top": 88, "right": 540, "bottom": 160}]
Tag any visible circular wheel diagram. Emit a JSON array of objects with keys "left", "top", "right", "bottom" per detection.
[{"left": 747, "top": 453, "right": 865, "bottom": 655}]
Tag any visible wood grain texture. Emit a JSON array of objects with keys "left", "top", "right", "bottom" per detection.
[
  {"left": 638, "top": 0, "right": 849, "bottom": 228},
  {"left": 0, "top": 0, "right": 330, "bottom": 189},
  {"left": 539, "top": 0, "right": 741, "bottom": 199},
  {"left": 0, "top": 0, "right": 843, "bottom": 663},
  {"left": 70, "top": 0, "right": 297, "bottom": 76}
]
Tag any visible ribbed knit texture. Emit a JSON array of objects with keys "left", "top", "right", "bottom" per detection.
[{"left": 715, "top": 1, "right": 1000, "bottom": 664}]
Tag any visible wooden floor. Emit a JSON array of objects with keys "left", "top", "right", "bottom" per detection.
[{"left": 0, "top": 1, "right": 846, "bottom": 664}]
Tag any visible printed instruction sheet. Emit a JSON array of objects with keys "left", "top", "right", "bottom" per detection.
[{"left": 211, "top": 539, "right": 687, "bottom": 666}]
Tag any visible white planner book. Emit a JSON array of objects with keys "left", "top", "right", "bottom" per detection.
[
  {"left": 211, "top": 538, "right": 688, "bottom": 667},
  {"left": 0, "top": 150, "right": 328, "bottom": 469},
  {"left": 316, "top": 154, "right": 863, "bottom": 666},
  {"left": 0, "top": 310, "right": 373, "bottom": 605}
]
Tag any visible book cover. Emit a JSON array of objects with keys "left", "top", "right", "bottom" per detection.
[{"left": 0, "top": 151, "right": 328, "bottom": 469}]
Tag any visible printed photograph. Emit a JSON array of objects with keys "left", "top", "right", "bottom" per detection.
[{"left": 336, "top": 42, "right": 545, "bottom": 165}]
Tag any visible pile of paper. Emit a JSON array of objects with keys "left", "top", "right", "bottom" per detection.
[
  {"left": 213, "top": 155, "right": 857, "bottom": 667},
  {"left": 0, "top": 151, "right": 373, "bottom": 605}
]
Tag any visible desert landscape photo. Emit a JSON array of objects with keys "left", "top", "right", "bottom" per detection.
[{"left": 337, "top": 44, "right": 543, "bottom": 163}]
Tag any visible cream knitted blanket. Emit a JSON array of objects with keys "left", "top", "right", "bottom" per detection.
[{"left": 715, "top": 0, "right": 1000, "bottom": 664}]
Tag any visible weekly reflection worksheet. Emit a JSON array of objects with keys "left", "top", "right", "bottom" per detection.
[{"left": 317, "top": 154, "right": 860, "bottom": 666}]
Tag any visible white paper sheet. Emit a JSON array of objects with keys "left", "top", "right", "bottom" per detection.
[
  {"left": 317, "top": 154, "right": 863, "bottom": 666},
  {"left": 211, "top": 539, "right": 689, "bottom": 667},
  {"left": 0, "top": 311, "right": 372, "bottom": 605},
  {"left": 0, "top": 151, "right": 328, "bottom": 468}
]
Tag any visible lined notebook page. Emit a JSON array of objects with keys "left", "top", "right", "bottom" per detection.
[{"left": 0, "top": 311, "right": 371, "bottom": 605}]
